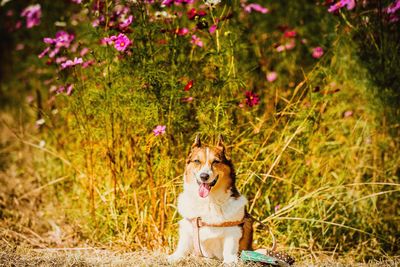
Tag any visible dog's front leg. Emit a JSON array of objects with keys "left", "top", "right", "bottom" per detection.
[
  {"left": 168, "top": 219, "right": 193, "bottom": 262},
  {"left": 222, "top": 228, "right": 242, "bottom": 264}
]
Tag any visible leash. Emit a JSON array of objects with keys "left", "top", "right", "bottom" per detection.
[
  {"left": 246, "top": 213, "right": 277, "bottom": 251},
  {"left": 190, "top": 217, "right": 204, "bottom": 257},
  {"left": 245, "top": 214, "right": 295, "bottom": 265}
]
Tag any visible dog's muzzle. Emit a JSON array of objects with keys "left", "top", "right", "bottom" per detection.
[{"left": 197, "top": 175, "right": 218, "bottom": 198}]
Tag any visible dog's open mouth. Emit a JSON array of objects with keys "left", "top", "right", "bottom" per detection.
[{"left": 197, "top": 176, "right": 218, "bottom": 198}]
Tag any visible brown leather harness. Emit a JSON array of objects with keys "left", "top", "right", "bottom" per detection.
[{"left": 188, "top": 217, "right": 247, "bottom": 257}]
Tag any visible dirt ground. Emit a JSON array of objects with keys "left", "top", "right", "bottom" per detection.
[{"left": 0, "top": 245, "right": 399, "bottom": 267}]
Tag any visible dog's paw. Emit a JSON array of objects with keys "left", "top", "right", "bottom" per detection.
[
  {"left": 223, "top": 254, "right": 238, "bottom": 265},
  {"left": 167, "top": 253, "right": 184, "bottom": 263}
]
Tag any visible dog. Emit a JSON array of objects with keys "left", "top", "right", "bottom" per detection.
[{"left": 168, "top": 135, "right": 253, "bottom": 264}]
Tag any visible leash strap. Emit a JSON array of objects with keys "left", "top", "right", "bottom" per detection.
[
  {"left": 246, "top": 214, "right": 277, "bottom": 251},
  {"left": 191, "top": 217, "right": 204, "bottom": 257}
]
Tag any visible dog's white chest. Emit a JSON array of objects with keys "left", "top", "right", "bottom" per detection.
[{"left": 177, "top": 192, "right": 248, "bottom": 224}]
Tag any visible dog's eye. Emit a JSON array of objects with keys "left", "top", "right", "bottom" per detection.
[
  {"left": 193, "top": 159, "right": 201, "bottom": 164},
  {"left": 212, "top": 159, "right": 221, "bottom": 165}
]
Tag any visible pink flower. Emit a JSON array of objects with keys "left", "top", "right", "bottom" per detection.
[
  {"left": 187, "top": 8, "right": 206, "bottom": 20},
  {"left": 191, "top": 35, "right": 203, "bottom": 47},
  {"left": 344, "top": 110, "right": 353, "bottom": 118},
  {"left": 285, "top": 40, "right": 296, "bottom": 50},
  {"left": 176, "top": 28, "right": 189, "bottom": 36},
  {"left": 57, "top": 86, "right": 65, "bottom": 94},
  {"left": 54, "top": 31, "right": 75, "bottom": 48},
  {"left": 328, "top": 0, "right": 355, "bottom": 13},
  {"left": 162, "top": 0, "right": 194, "bottom": 7},
  {"left": 245, "top": 91, "right": 260, "bottom": 107},
  {"left": 276, "top": 45, "right": 285, "bottom": 52},
  {"left": 102, "top": 36, "right": 117, "bottom": 45},
  {"left": 82, "top": 60, "right": 95, "bottom": 68},
  {"left": 21, "top": 4, "right": 41, "bottom": 28},
  {"left": 61, "top": 57, "right": 83, "bottom": 69},
  {"left": 80, "top": 47, "right": 90, "bottom": 57},
  {"left": 184, "top": 80, "right": 194, "bottom": 91},
  {"left": 385, "top": 0, "right": 400, "bottom": 23},
  {"left": 275, "top": 41, "right": 295, "bottom": 52},
  {"left": 71, "top": 0, "right": 82, "bottom": 3},
  {"left": 119, "top": 15, "right": 133, "bottom": 29},
  {"left": 181, "top": 96, "right": 194, "bottom": 103},
  {"left": 102, "top": 34, "right": 131, "bottom": 52},
  {"left": 177, "top": 0, "right": 195, "bottom": 3},
  {"left": 38, "top": 47, "right": 50, "bottom": 58},
  {"left": 386, "top": 0, "right": 400, "bottom": 14},
  {"left": 66, "top": 84, "right": 74, "bottom": 95},
  {"left": 244, "top": 3, "right": 269, "bottom": 14},
  {"left": 48, "top": 47, "right": 60, "bottom": 58},
  {"left": 266, "top": 72, "right": 278, "bottom": 83},
  {"left": 114, "top": 33, "right": 131, "bottom": 51},
  {"left": 153, "top": 125, "right": 166, "bottom": 136},
  {"left": 43, "top": 38, "right": 54, "bottom": 44},
  {"left": 161, "top": 0, "right": 174, "bottom": 7},
  {"left": 57, "top": 84, "right": 74, "bottom": 95},
  {"left": 55, "top": 57, "right": 67, "bottom": 64},
  {"left": 284, "top": 30, "right": 297, "bottom": 38},
  {"left": 312, "top": 47, "right": 324, "bottom": 59},
  {"left": 43, "top": 31, "right": 75, "bottom": 58},
  {"left": 209, "top": 24, "right": 217, "bottom": 34},
  {"left": 92, "top": 19, "right": 100, "bottom": 27}
]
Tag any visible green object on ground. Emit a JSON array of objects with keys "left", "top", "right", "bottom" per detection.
[{"left": 240, "top": 250, "right": 279, "bottom": 265}]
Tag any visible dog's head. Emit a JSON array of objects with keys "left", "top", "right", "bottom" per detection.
[{"left": 184, "top": 135, "right": 239, "bottom": 199}]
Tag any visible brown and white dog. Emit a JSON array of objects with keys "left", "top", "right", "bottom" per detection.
[{"left": 168, "top": 136, "right": 252, "bottom": 264}]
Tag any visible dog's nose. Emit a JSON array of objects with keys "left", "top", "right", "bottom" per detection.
[{"left": 200, "top": 173, "right": 209, "bottom": 182}]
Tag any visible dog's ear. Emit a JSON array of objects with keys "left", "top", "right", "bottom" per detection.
[
  {"left": 192, "top": 134, "right": 201, "bottom": 148},
  {"left": 216, "top": 135, "right": 225, "bottom": 153}
]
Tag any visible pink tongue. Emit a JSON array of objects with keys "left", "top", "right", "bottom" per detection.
[{"left": 199, "top": 183, "right": 211, "bottom": 198}]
